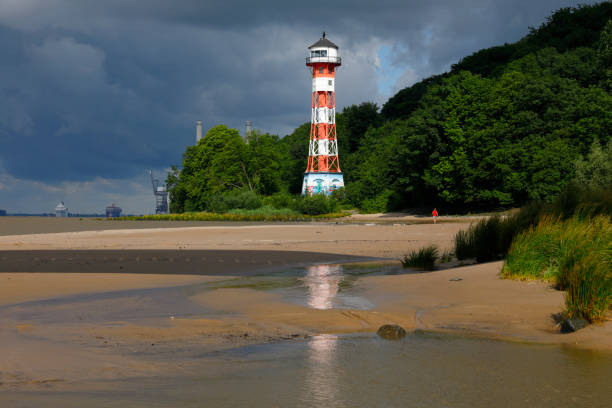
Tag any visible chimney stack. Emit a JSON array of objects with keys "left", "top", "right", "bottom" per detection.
[
  {"left": 245, "top": 120, "right": 252, "bottom": 138},
  {"left": 196, "top": 120, "right": 203, "bottom": 143}
]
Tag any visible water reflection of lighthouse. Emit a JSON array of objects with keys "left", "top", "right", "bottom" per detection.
[
  {"left": 304, "top": 264, "right": 341, "bottom": 310},
  {"left": 302, "top": 264, "right": 343, "bottom": 406}
]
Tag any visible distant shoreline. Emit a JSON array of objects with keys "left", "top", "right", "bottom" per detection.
[{"left": 0, "top": 214, "right": 476, "bottom": 236}]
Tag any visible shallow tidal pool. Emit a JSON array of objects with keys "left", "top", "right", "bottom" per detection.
[
  {"left": 4, "top": 331, "right": 611, "bottom": 407},
  {"left": 2, "top": 263, "right": 611, "bottom": 407}
]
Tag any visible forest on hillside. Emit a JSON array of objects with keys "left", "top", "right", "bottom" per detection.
[{"left": 168, "top": 3, "right": 612, "bottom": 214}]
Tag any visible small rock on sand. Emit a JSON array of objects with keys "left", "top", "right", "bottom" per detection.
[
  {"left": 560, "top": 317, "right": 588, "bottom": 333},
  {"left": 377, "top": 324, "right": 407, "bottom": 340}
]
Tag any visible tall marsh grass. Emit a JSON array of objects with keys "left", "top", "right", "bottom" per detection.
[
  {"left": 454, "top": 185, "right": 612, "bottom": 263},
  {"left": 453, "top": 185, "right": 611, "bottom": 323},
  {"left": 502, "top": 216, "right": 611, "bottom": 322},
  {"left": 454, "top": 210, "right": 537, "bottom": 262}
]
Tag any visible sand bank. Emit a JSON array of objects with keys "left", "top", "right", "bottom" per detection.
[{"left": 0, "top": 222, "right": 466, "bottom": 259}]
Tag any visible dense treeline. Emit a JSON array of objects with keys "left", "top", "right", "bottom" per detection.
[{"left": 168, "top": 3, "right": 612, "bottom": 214}]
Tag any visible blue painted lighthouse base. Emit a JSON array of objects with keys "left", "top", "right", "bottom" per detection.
[{"left": 301, "top": 172, "right": 344, "bottom": 196}]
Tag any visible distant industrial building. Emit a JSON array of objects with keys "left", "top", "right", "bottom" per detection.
[
  {"left": 105, "top": 204, "right": 122, "bottom": 218},
  {"left": 55, "top": 201, "right": 68, "bottom": 217},
  {"left": 0, "top": 209, "right": 6, "bottom": 216}
]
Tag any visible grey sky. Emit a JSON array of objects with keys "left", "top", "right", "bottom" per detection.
[{"left": 0, "top": 0, "right": 599, "bottom": 213}]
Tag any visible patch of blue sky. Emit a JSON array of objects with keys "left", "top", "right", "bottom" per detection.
[{"left": 376, "top": 44, "right": 408, "bottom": 97}]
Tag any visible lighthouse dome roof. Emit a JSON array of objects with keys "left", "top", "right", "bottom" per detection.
[{"left": 309, "top": 32, "right": 338, "bottom": 49}]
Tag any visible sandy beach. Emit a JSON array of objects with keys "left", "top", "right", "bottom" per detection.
[{"left": 1, "top": 218, "right": 610, "bottom": 395}]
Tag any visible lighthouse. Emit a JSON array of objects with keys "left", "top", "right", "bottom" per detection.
[{"left": 301, "top": 33, "right": 344, "bottom": 196}]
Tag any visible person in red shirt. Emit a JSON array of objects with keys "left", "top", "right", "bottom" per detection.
[{"left": 432, "top": 208, "right": 438, "bottom": 224}]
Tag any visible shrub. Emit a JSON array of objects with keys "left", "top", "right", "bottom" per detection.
[
  {"left": 207, "top": 190, "right": 262, "bottom": 213},
  {"left": 207, "top": 195, "right": 230, "bottom": 213},
  {"left": 402, "top": 245, "right": 439, "bottom": 271},
  {"left": 111, "top": 210, "right": 349, "bottom": 222},
  {"left": 228, "top": 205, "right": 300, "bottom": 217},
  {"left": 359, "top": 190, "right": 397, "bottom": 213},
  {"left": 299, "top": 194, "right": 338, "bottom": 215},
  {"left": 262, "top": 192, "right": 298, "bottom": 210}
]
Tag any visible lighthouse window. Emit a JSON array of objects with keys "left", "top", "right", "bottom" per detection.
[
  {"left": 319, "top": 67, "right": 324, "bottom": 74},
  {"left": 310, "top": 49, "right": 328, "bottom": 58},
  {"left": 328, "top": 80, "right": 333, "bottom": 86}
]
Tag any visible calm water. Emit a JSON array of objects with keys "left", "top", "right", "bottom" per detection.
[
  {"left": 2, "top": 263, "right": 611, "bottom": 407},
  {"left": 4, "top": 332, "right": 611, "bottom": 407},
  {"left": 0, "top": 263, "right": 401, "bottom": 324}
]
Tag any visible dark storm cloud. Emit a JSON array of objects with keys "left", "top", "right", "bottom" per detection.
[{"left": 0, "top": 0, "right": 599, "bottom": 212}]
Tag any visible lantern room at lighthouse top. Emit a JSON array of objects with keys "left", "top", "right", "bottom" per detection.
[{"left": 306, "top": 32, "right": 341, "bottom": 66}]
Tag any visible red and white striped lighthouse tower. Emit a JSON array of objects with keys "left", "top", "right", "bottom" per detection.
[{"left": 302, "top": 33, "right": 344, "bottom": 196}]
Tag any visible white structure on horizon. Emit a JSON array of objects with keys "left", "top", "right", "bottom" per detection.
[
  {"left": 55, "top": 201, "right": 68, "bottom": 217},
  {"left": 245, "top": 120, "right": 252, "bottom": 138},
  {"left": 196, "top": 120, "right": 203, "bottom": 143}
]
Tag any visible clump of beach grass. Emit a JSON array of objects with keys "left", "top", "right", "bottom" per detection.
[
  {"left": 439, "top": 249, "right": 454, "bottom": 263},
  {"left": 563, "top": 252, "right": 611, "bottom": 323},
  {"left": 454, "top": 202, "right": 546, "bottom": 263},
  {"left": 402, "top": 245, "right": 439, "bottom": 271},
  {"left": 454, "top": 216, "right": 508, "bottom": 262},
  {"left": 502, "top": 215, "right": 611, "bottom": 322}
]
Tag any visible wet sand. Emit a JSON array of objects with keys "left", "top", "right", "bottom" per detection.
[
  {"left": 1, "top": 219, "right": 610, "bottom": 399},
  {"left": 0, "top": 249, "right": 368, "bottom": 275}
]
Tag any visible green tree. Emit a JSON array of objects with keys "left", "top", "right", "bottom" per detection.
[
  {"left": 278, "top": 123, "right": 309, "bottom": 194},
  {"left": 575, "top": 140, "right": 612, "bottom": 190},
  {"left": 166, "top": 165, "right": 185, "bottom": 213},
  {"left": 245, "top": 130, "right": 283, "bottom": 195},
  {"left": 170, "top": 125, "right": 250, "bottom": 212},
  {"left": 598, "top": 19, "right": 612, "bottom": 90},
  {"left": 338, "top": 102, "right": 381, "bottom": 154}
]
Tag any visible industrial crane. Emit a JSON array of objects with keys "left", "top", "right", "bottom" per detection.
[{"left": 149, "top": 170, "right": 169, "bottom": 214}]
